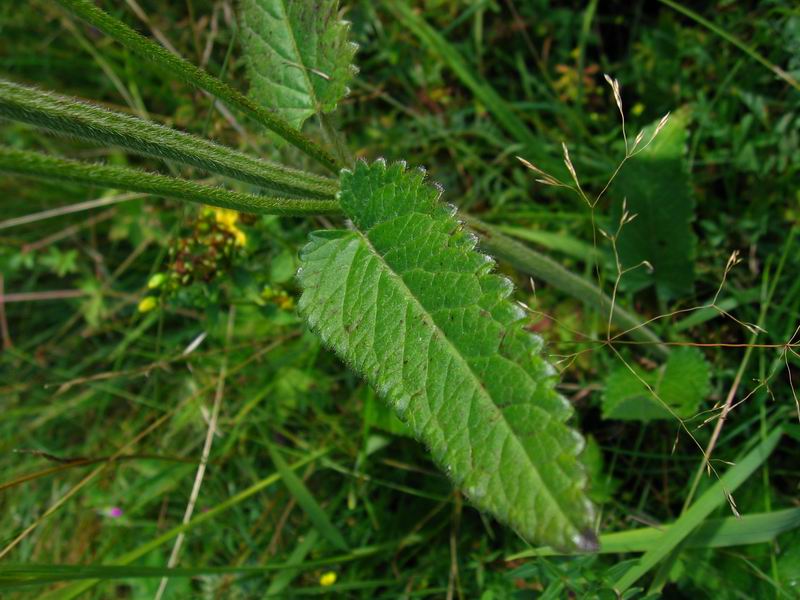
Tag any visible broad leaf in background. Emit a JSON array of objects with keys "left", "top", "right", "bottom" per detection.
[
  {"left": 602, "top": 347, "right": 711, "bottom": 421},
  {"left": 240, "top": 0, "right": 358, "bottom": 130},
  {"left": 610, "top": 107, "right": 696, "bottom": 300},
  {"left": 298, "top": 160, "right": 596, "bottom": 551}
]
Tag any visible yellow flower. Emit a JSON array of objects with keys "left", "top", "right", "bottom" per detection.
[
  {"left": 319, "top": 571, "right": 337, "bottom": 587},
  {"left": 212, "top": 207, "right": 238, "bottom": 228},
  {"left": 137, "top": 296, "right": 158, "bottom": 313},
  {"left": 276, "top": 294, "right": 295, "bottom": 311},
  {"left": 210, "top": 207, "right": 247, "bottom": 247},
  {"left": 147, "top": 273, "right": 166, "bottom": 289},
  {"left": 632, "top": 102, "right": 645, "bottom": 116}
]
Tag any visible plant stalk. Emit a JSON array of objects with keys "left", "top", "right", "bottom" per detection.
[
  {"left": 0, "top": 79, "right": 338, "bottom": 199},
  {"left": 54, "top": 0, "right": 341, "bottom": 172},
  {"left": 0, "top": 147, "right": 340, "bottom": 217}
]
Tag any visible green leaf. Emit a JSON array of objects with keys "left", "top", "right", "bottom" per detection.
[
  {"left": 297, "top": 160, "right": 596, "bottom": 551},
  {"left": 602, "top": 347, "right": 710, "bottom": 422},
  {"left": 363, "top": 388, "right": 413, "bottom": 438},
  {"left": 582, "top": 436, "right": 619, "bottom": 503},
  {"left": 610, "top": 107, "right": 696, "bottom": 300},
  {"left": 55, "top": 0, "right": 340, "bottom": 171},
  {"left": 240, "top": 0, "right": 358, "bottom": 130}
]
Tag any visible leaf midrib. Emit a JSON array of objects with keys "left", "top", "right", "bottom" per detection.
[
  {"left": 276, "top": 0, "right": 319, "bottom": 114},
  {"left": 354, "top": 220, "right": 579, "bottom": 535}
]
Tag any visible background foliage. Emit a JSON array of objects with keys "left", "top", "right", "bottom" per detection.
[{"left": 1, "top": 0, "right": 799, "bottom": 598}]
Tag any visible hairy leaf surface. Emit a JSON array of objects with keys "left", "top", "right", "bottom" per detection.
[
  {"left": 240, "top": 0, "right": 357, "bottom": 130},
  {"left": 297, "top": 161, "right": 596, "bottom": 550},
  {"left": 610, "top": 107, "right": 696, "bottom": 300}
]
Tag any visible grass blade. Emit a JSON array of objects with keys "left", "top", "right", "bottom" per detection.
[
  {"left": 39, "top": 449, "right": 328, "bottom": 600},
  {"left": 613, "top": 427, "right": 783, "bottom": 592},
  {"left": 268, "top": 444, "right": 349, "bottom": 551},
  {"left": 507, "top": 507, "right": 800, "bottom": 558},
  {"left": 657, "top": 0, "right": 800, "bottom": 92},
  {"left": 387, "top": 2, "right": 563, "bottom": 177},
  {"left": 0, "top": 535, "right": 423, "bottom": 590},
  {"left": 265, "top": 529, "right": 320, "bottom": 596}
]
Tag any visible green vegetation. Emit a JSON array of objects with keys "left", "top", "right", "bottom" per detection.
[{"left": 1, "top": 0, "right": 798, "bottom": 597}]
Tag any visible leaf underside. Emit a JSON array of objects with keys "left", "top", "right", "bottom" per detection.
[
  {"left": 240, "top": 0, "right": 357, "bottom": 130},
  {"left": 297, "top": 160, "right": 597, "bottom": 551},
  {"left": 611, "top": 107, "right": 696, "bottom": 301}
]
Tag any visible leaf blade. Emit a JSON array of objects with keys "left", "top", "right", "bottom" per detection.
[
  {"left": 240, "top": 0, "right": 357, "bottom": 130},
  {"left": 602, "top": 347, "right": 710, "bottom": 422},
  {"left": 298, "top": 161, "right": 595, "bottom": 551},
  {"left": 611, "top": 107, "right": 697, "bottom": 300}
]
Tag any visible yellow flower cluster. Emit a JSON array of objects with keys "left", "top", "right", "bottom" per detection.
[
  {"left": 260, "top": 285, "right": 295, "bottom": 311},
  {"left": 137, "top": 296, "right": 158, "bottom": 313},
  {"left": 211, "top": 207, "right": 247, "bottom": 247}
]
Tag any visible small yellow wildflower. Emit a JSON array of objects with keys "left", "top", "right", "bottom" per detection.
[
  {"left": 137, "top": 296, "right": 158, "bottom": 313},
  {"left": 319, "top": 571, "right": 337, "bottom": 587},
  {"left": 147, "top": 273, "right": 166, "bottom": 289},
  {"left": 632, "top": 102, "right": 645, "bottom": 117},
  {"left": 211, "top": 207, "right": 247, "bottom": 247},
  {"left": 276, "top": 294, "right": 295, "bottom": 311}
]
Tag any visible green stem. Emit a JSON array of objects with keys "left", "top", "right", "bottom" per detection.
[
  {"left": 54, "top": 0, "right": 341, "bottom": 172},
  {"left": 464, "top": 216, "right": 670, "bottom": 358},
  {"left": 0, "top": 79, "right": 338, "bottom": 199},
  {"left": 0, "top": 147, "right": 341, "bottom": 217}
]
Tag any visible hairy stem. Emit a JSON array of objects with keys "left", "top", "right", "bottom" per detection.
[
  {"left": 0, "top": 147, "right": 340, "bottom": 216},
  {"left": 54, "top": 0, "right": 341, "bottom": 172},
  {"left": 0, "top": 79, "right": 338, "bottom": 199},
  {"left": 464, "top": 216, "right": 670, "bottom": 358}
]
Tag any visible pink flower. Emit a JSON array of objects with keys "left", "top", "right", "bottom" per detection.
[{"left": 108, "top": 507, "right": 123, "bottom": 518}]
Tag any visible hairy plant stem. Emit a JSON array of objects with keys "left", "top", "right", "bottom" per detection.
[
  {"left": 464, "top": 216, "right": 670, "bottom": 358},
  {"left": 0, "top": 79, "right": 338, "bottom": 199},
  {"left": 0, "top": 147, "right": 339, "bottom": 216},
  {"left": 54, "top": 0, "right": 341, "bottom": 172}
]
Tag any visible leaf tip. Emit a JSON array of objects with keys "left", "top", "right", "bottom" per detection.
[{"left": 574, "top": 529, "right": 600, "bottom": 553}]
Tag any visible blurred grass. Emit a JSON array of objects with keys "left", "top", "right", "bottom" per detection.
[{"left": 1, "top": 0, "right": 799, "bottom": 598}]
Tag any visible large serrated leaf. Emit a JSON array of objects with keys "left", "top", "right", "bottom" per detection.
[
  {"left": 240, "top": 0, "right": 357, "bottom": 130},
  {"left": 297, "top": 160, "right": 597, "bottom": 551},
  {"left": 610, "top": 107, "right": 696, "bottom": 301}
]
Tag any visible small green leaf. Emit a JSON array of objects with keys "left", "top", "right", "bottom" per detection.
[
  {"left": 240, "top": 0, "right": 358, "bottom": 130},
  {"left": 610, "top": 107, "right": 696, "bottom": 300},
  {"left": 297, "top": 160, "right": 596, "bottom": 551},
  {"left": 582, "top": 436, "right": 619, "bottom": 503},
  {"left": 602, "top": 347, "right": 711, "bottom": 421},
  {"left": 363, "top": 388, "right": 413, "bottom": 438}
]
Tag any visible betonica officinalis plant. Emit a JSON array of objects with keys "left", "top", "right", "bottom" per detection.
[{"left": 2, "top": 3, "right": 799, "bottom": 595}]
